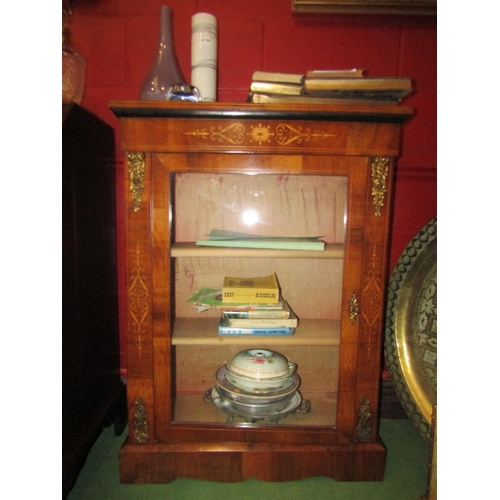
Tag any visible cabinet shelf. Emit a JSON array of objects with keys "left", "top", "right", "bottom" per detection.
[
  {"left": 171, "top": 242, "right": 344, "bottom": 259},
  {"left": 172, "top": 317, "right": 340, "bottom": 346}
]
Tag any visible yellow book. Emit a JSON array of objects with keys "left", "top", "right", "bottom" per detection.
[
  {"left": 222, "top": 274, "right": 280, "bottom": 304},
  {"left": 250, "top": 81, "right": 303, "bottom": 96}
]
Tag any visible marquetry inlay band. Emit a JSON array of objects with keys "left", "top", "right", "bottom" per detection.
[
  {"left": 133, "top": 397, "right": 149, "bottom": 443},
  {"left": 184, "top": 123, "right": 336, "bottom": 146},
  {"left": 370, "top": 156, "right": 389, "bottom": 217},
  {"left": 127, "top": 152, "right": 145, "bottom": 212},
  {"left": 129, "top": 242, "right": 148, "bottom": 358},
  {"left": 355, "top": 396, "right": 372, "bottom": 442},
  {"left": 361, "top": 245, "right": 382, "bottom": 356}
]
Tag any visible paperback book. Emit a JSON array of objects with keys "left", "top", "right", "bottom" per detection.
[
  {"left": 187, "top": 287, "right": 285, "bottom": 312},
  {"left": 196, "top": 229, "right": 325, "bottom": 251},
  {"left": 218, "top": 323, "right": 295, "bottom": 336},
  {"left": 221, "top": 300, "right": 292, "bottom": 319},
  {"left": 222, "top": 274, "right": 279, "bottom": 304},
  {"left": 221, "top": 301, "right": 298, "bottom": 327}
]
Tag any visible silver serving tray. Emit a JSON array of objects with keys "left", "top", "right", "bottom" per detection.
[
  {"left": 204, "top": 387, "right": 310, "bottom": 424},
  {"left": 384, "top": 216, "right": 437, "bottom": 443}
]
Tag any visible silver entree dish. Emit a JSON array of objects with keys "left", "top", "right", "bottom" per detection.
[{"left": 204, "top": 349, "right": 310, "bottom": 424}]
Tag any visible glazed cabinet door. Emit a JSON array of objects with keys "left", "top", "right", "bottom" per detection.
[{"left": 122, "top": 150, "right": 387, "bottom": 447}]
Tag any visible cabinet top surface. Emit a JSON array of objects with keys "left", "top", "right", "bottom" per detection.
[{"left": 109, "top": 100, "right": 412, "bottom": 124}]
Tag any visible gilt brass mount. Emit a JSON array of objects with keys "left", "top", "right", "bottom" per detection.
[
  {"left": 133, "top": 396, "right": 149, "bottom": 443},
  {"left": 349, "top": 292, "right": 359, "bottom": 323},
  {"left": 371, "top": 157, "right": 389, "bottom": 217},
  {"left": 127, "top": 152, "right": 145, "bottom": 212},
  {"left": 355, "top": 396, "right": 372, "bottom": 442}
]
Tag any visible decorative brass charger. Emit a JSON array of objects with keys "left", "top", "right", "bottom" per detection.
[{"left": 384, "top": 217, "right": 437, "bottom": 443}]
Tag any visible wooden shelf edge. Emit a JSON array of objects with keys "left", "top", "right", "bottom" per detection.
[
  {"left": 172, "top": 242, "right": 344, "bottom": 259},
  {"left": 109, "top": 100, "right": 412, "bottom": 125},
  {"left": 172, "top": 317, "right": 340, "bottom": 345}
]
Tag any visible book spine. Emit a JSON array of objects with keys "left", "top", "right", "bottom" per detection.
[
  {"left": 218, "top": 326, "right": 295, "bottom": 336},
  {"left": 221, "top": 310, "right": 290, "bottom": 319},
  {"left": 217, "top": 302, "right": 285, "bottom": 310},
  {"left": 222, "top": 317, "right": 298, "bottom": 328}
]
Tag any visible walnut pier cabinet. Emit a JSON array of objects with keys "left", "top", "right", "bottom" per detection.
[{"left": 110, "top": 101, "right": 412, "bottom": 483}]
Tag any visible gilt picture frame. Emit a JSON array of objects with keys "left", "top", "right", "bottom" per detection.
[{"left": 292, "top": 0, "right": 436, "bottom": 16}]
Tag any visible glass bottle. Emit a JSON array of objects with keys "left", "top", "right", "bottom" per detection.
[{"left": 140, "top": 6, "right": 186, "bottom": 100}]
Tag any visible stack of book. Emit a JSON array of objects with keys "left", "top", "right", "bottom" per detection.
[
  {"left": 249, "top": 70, "right": 304, "bottom": 98},
  {"left": 219, "top": 274, "right": 297, "bottom": 336},
  {"left": 248, "top": 69, "right": 413, "bottom": 106},
  {"left": 187, "top": 274, "right": 298, "bottom": 336}
]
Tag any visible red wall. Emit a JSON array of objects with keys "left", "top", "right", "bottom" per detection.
[{"left": 69, "top": 0, "right": 437, "bottom": 373}]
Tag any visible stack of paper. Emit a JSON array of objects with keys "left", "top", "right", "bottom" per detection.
[{"left": 196, "top": 229, "right": 325, "bottom": 251}]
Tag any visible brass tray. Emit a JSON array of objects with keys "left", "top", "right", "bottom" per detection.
[{"left": 384, "top": 217, "right": 437, "bottom": 443}]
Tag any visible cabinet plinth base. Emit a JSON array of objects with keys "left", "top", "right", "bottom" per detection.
[{"left": 119, "top": 440, "right": 387, "bottom": 483}]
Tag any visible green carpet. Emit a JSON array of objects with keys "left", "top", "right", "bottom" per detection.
[{"left": 67, "top": 419, "right": 429, "bottom": 500}]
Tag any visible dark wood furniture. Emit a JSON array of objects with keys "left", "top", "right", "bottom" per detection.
[
  {"left": 110, "top": 101, "right": 412, "bottom": 483},
  {"left": 63, "top": 104, "right": 126, "bottom": 498}
]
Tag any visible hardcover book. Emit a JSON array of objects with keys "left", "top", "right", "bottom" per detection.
[
  {"left": 252, "top": 71, "right": 305, "bottom": 85},
  {"left": 249, "top": 81, "right": 303, "bottom": 96},
  {"left": 248, "top": 92, "right": 397, "bottom": 106},
  {"left": 305, "top": 69, "right": 365, "bottom": 79},
  {"left": 302, "top": 77, "right": 413, "bottom": 102}
]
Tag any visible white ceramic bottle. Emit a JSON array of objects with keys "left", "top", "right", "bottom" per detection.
[{"left": 191, "top": 13, "right": 218, "bottom": 102}]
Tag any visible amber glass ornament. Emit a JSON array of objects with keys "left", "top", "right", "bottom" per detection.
[{"left": 62, "top": 2, "right": 86, "bottom": 105}]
